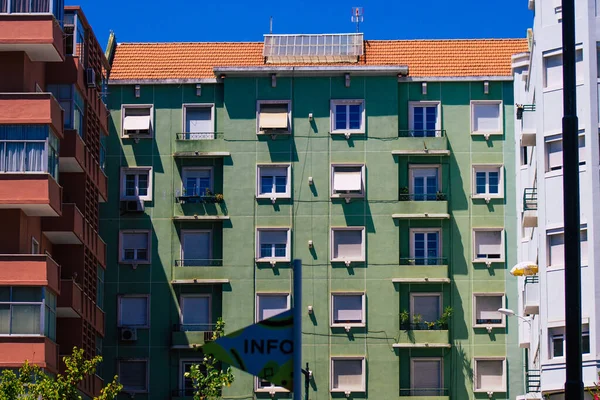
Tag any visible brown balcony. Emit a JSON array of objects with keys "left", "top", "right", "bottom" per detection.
[
  {"left": 0, "top": 337, "right": 59, "bottom": 373},
  {"left": 0, "top": 93, "right": 64, "bottom": 137},
  {"left": 60, "top": 130, "right": 85, "bottom": 173},
  {"left": 42, "top": 203, "right": 84, "bottom": 244},
  {"left": 0, "top": 14, "right": 64, "bottom": 62},
  {"left": 0, "top": 253, "right": 60, "bottom": 294},
  {"left": 0, "top": 173, "right": 62, "bottom": 216},
  {"left": 57, "top": 279, "right": 83, "bottom": 318},
  {"left": 98, "top": 169, "right": 107, "bottom": 202}
]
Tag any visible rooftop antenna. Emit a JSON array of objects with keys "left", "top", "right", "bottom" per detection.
[
  {"left": 351, "top": 7, "right": 364, "bottom": 33},
  {"left": 269, "top": 16, "right": 273, "bottom": 34}
]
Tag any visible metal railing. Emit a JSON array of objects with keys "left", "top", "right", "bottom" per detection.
[
  {"left": 526, "top": 369, "right": 541, "bottom": 393},
  {"left": 176, "top": 192, "right": 224, "bottom": 204},
  {"left": 399, "top": 191, "right": 447, "bottom": 201},
  {"left": 174, "top": 259, "right": 223, "bottom": 267},
  {"left": 399, "top": 129, "right": 445, "bottom": 138},
  {"left": 399, "top": 257, "right": 447, "bottom": 266},
  {"left": 175, "top": 131, "right": 221, "bottom": 141},
  {"left": 400, "top": 322, "right": 448, "bottom": 331},
  {"left": 400, "top": 388, "right": 449, "bottom": 396},
  {"left": 523, "top": 187, "right": 537, "bottom": 211},
  {"left": 173, "top": 323, "right": 216, "bottom": 334}
]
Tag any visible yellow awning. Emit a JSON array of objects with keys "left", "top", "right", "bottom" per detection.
[{"left": 510, "top": 262, "right": 538, "bottom": 276}]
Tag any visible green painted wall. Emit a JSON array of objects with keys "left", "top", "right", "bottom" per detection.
[{"left": 102, "top": 76, "right": 521, "bottom": 399}]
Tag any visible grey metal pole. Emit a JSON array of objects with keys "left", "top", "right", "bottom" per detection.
[
  {"left": 561, "top": 0, "right": 583, "bottom": 398},
  {"left": 293, "top": 259, "right": 302, "bottom": 400}
]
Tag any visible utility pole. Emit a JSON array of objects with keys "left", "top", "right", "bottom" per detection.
[
  {"left": 561, "top": 0, "right": 583, "bottom": 398},
  {"left": 293, "top": 259, "right": 302, "bottom": 400}
]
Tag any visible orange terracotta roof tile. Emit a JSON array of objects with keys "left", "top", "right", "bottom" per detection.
[{"left": 109, "top": 39, "right": 527, "bottom": 81}]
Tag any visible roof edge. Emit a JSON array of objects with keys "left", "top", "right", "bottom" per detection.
[
  {"left": 213, "top": 65, "right": 409, "bottom": 77},
  {"left": 108, "top": 78, "right": 220, "bottom": 85}
]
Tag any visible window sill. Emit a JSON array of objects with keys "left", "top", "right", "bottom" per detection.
[
  {"left": 119, "top": 260, "right": 151, "bottom": 265},
  {"left": 331, "top": 389, "right": 365, "bottom": 394},
  {"left": 473, "top": 259, "right": 505, "bottom": 264},
  {"left": 120, "top": 196, "right": 151, "bottom": 202},
  {"left": 473, "top": 324, "right": 505, "bottom": 329},
  {"left": 255, "top": 388, "right": 289, "bottom": 393},
  {"left": 331, "top": 258, "right": 365, "bottom": 263},
  {"left": 474, "top": 388, "right": 506, "bottom": 393},
  {"left": 471, "top": 195, "right": 504, "bottom": 200},
  {"left": 255, "top": 258, "right": 290, "bottom": 263},
  {"left": 470, "top": 132, "right": 503, "bottom": 137},
  {"left": 331, "top": 193, "right": 365, "bottom": 199},
  {"left": 122, "top": 134, "right": 153, "bottom": 140},
  {"left": 330, "top": 130, "right": 365, "bottom": 135},
  {"left": 257, "top": 130, "right": 291, "bottom": 135},
  {"left": 256, "top": 194, "right": 291, "bottom": 200},
  {"left": 331, "top": 323, "right": 365, "bottom": 328},
  {"left": 117, "top": 325, "right": 149, "bottom": 329}
]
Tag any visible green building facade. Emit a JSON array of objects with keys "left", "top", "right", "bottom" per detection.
[{"left": 102, "top": 38, "right": 523, "bottom": 400}]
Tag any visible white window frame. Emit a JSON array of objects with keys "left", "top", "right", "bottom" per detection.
[
  {"left": 256, "top": 163, "right": 292, "bottom": 199},
  {"left": 330, "top": 164, "right": 365, "bottom": 199},
  {"left": 547, "top": 230, "right": 565, "bottom": 269},
  {"left": 180, "top": 359, "right": 204, "bottom": 396},
  {"left": 330, "top": 227, "right": 366, "bottom": 263},
  {"left": 542, "top": 48, "right": 584, "bottom": 90},
  {"left": 121, "top": 104, "right": 154, "bottom": 138},
  {"left": 179, "top": 294, "right": 211, "bottom": 329},
  {"left": 255, "top": 293, "right": 291, "bottom": 323},
  {"left": 472, "top": 164, "right": 504, "bottom": 199},
  {"left": 410, "top": 357, "right": 444, "bottom": 393},
  {"left": 330, "top": 356, "right": 366, "bottom": 393},
  {"left": 473, "top": 357, "right": 507, "bottom": 393},
  {"left": 120, "top": 167, "right": 153, "bottom": 201},
  {"left": 180, "top": 229, "right": 213, "bottom": 266},
  {"left": 409, "top": 228, "right": 442, "bottom": 263},
  {"left": 330, "top": 292, "right": 366, "bottom": 328},
  {"left": 255, "top": 376, "right": 290, "bottom": 393},
  {"left": 470, "top": 100, "right": 503, "bottom": 136},
  {"left": 472, "top": 228, "right": 505, "bottom": 263},
  {"left": 472, "top": 293, "right": 506, "bottom": 328},
  {"left": 118, "top": 359, "right": 149, "bottom": 393},
  {"left": 182, "top": 103, "right": 215, "bottom": 135},
  {"left": 545, "top": 136, "right": 563, "bottom": 173},
  {"left": 410, "top": 293, "right": 442, "bottom": 323},
  {"left": 255, "top": 228, "right": 291, "bottom": 262},
  {"left": 117, "top": 295, "right": 150, "bottom": 328},
  {"left": 330, "top": 99, "right": 366, "bottom": 134},
  {"left": 408, "top": 101, "right": 442, "bottom": 136},
  {"left": 256, "top": 100, "right": 291, "bottom": 134},
  {"left": 408, "top": 164, "right": 442, "bottom": 196},
  {"left": 181, "top": 167, "right": 214, "bottom": 196},
  {"left": 119, "top": 230, "right": 151, "bottom": 264}
]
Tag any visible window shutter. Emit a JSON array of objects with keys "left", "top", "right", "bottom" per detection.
[
  {"left": 333, "top": 295, "right": 363, "bottom": 322},
  {"left": 413, "top": 359, "right": 442, "bottom": 393},
  {"left": 182, "top": 232, "right": 211, "bottom": 264},
  {"left": 123, "top": 233, "right": 148, "bottom": 250},
  {"left": 476, "top": 231, "right": 502, "bottom": 257},
  {"left": 260, "top": 167, "right": 287, "bottom": 177},
  {"left": 549, "top": 233, "right": 564, "bottom": 266},
  {"left": 476, "top": 296, "right": 502, "bottom": 321},
  {"left": 120, "top": 297, "right": 148, "bottom": 326},
  {"left": 547, "top": 140, "right": 563, "bottom": 170},
  {"left": 473, "top": 104, "right": 500, "bottom": 132},
  {"left": 333, "top": 169, "right": 362, "bottom": 191},
  {"left": 185, "top": 107, "right": 213, "bottom": 133},
  {"left": 259, "top": 104, "right": 289, "bottom": 129},
  {"left": 119, "top": 361, "right": 147, "bottom": 391},
  {"left": 258, "top": 295, "right": 289, "bottom": 321},
  {"left": 476, "top": 360, "right": 504, "bottom": 391},
  {"left": 260, "top": 230, "right": 288, "bottom": 245},
  {"left": 333, "top": 230, "right": 363, "bottom": 259},
  {"left": 333, "top": 360, "right": 363, "bottom": 390},
  {"left": 185, "top": 169, "right": 211, "bottom": 179},
  {"left": 181, "top": 297, "right": 210, "bottom": 326},
  {"left": 413, "top": 296, "right": 440, "bottom": 322},
  {"left": 123, "top": 108, "right": 151, "bottom": 132}
]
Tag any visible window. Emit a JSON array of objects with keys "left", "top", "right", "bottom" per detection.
[
  {"left": 0, "top": 287, "right": 53, "bottom": 338},
  {"left": 543, "top": 49, "right": 583, "bottom": 88},
  {"left": 472, "top": 165, "right": 503, "bottom": 198},
  {"left": 473, "top": 358, "right": 506, "bottom": 392},
  {"left": 256, "top": 164, "right": 291, "bottom": 198},
  {"left": 331, "top": 164, "right": 365, "bottom": 198},
  {"left": 31, "top": 237, "right": 39, "bottom": 254},
  {"left": 520, "top": 146, "right": 528, "bottom": 166},
  {"left": 120, "top": 167, "right": 152, "bottom": 201},
  {"left": 256, "top": 293, "right": 290, "bottom": 322},
  {"left": 410, "top": 293, "right": 441, "bottom": 325},
  {"left": 409, "top": 165, "right": 440, "bottom": 200},
  {"left": 331, "top": 357, "right": 366, "bottom": 392},
  {"left": 183, "top": 105, "right": 214, "bottom": 139},
  {"left": 548, "top": 232, "right": 564, "bottom": 267},
  {"left": 121, "top": 105, "right": 153, "bottom": 137},
  {"left": 550, "top": 325, "right": 590, "bottom": 358},
  {"left": 181, "top": 360, "right": 204, "bottom": 396},
  {"left": 256, "top": 228, "right": 291, "bottom": 262},
  {"left": 0, "top": 125, "right": 60, "bottom": 180},
  {"left": 180, "top": 295, "right": 211, "bottom": 331},
  {"left": 256, "top": 377, "right": 289, "bottom": 393},
  {"left": 409, "top": 102, "right": 441, "bottom": 137},
  {"left": 473, "top": 229, "right": 504, "bottom": 262},
  {"left": 257, "top": 101, "right": 291, "bottom": 133},
  {"left": 545, "top": 139, "right": 562, "bottom": 172},
  {"left": 119, "top": 231, "right": 150, "bottom": 263},
  {"left": 331, "top": 293, "right": 365, "bottom": 327},
  {"left": 331, "top": 227, "right": 365, "bottom": 262},
  {"left": 473, "top": 294, "right": 505, "bottom": 328},
  {"left": 411, "top": 358, "right": 443, "bottom": 396},
  {"left": 180, "top": 230, "right": 212, "bottom": 267},
  {"left": 330, "top": 100, "right": 365, "bottom": 134},
  {"left": 118, "top": 360, "right": 148, "bottom": 393},
  {"left": 118, "top": 295, "right": 149, "bottom": 328},
  {"left": 182, "top": 168, "right": 212, "bottom": 197},
  {"left": 471, "top": 101, "right": 502, "bottom": 135},
  {"left": 47, "top": 84, "right": 84, "bottom": 136},
  {"left": 410, "top": 229, "right": 440, "bottom": 265}
]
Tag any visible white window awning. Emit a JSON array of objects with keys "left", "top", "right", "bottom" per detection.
[
  {"left": 124, "top": 115, "right": 151, "bottom": 132},
  {"left": 259, "top": 104, "right": 288, "bottom": 129},
  {"left": 334, "top": 170, "right": 362, "bottom": 191}
]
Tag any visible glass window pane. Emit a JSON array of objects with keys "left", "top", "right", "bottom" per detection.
[
  {"left": 125, "top": 175, "right": 136, "bottom": 196},
  {"left": 275, "top": 176, "right": 287, "bottom": 193},
  {"left": 12, "top": 287, "right": 42, "bottom": 302},
  {"left": 476, "top": 172, "right": 487, "bottom": 194},
  {"left": 260, "top": 244, "right": 272, "bottom": 258},
  {"left": 261, "top": 176, "right": 274, "bottom": 194},
  {"left": 274, "top": 243, "right": 287, "bottom": 258},
  {"left": 335, "top": 105, "right": 347, "bottom": 130},
  {"left": 137, "top": 174, "right": 148, "bottom": 196},
  {"left": 413, "top": 107, "right": 424, "bottom": 132},
  {"left": 348, "top": 104, "right": 361, "bottom": 129},
  {"left": 0, "top": 304, "right": 10, "bottom": 334},
  {"left": 583, "top": 333, "right": 590, "bottom": 354},
  {"left": 553, "top": 336, "right": 564, "bottom": 357},
  {"left": 120, "top": 297, "right": 148, "bottom": 326},
  {"left": 488, "top": 171, "right": 499, "bottom": 194},
  {"left": 11, "top": 305, "right": 41, "bottom": 335}
]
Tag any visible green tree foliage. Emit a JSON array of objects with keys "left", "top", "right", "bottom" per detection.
[
  {"left": 185, "top": 318, "right": 235, "bottom": 400},
  {"left": 0, "top": 347, "right": 122, "bottom": 400}
]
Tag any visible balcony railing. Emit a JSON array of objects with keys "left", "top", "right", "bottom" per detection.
[
  {"left": 400, "top": 388, "right": 449, "bottom": 396},
  {"left": 399, "top": 191, "right": 447, "bottom": 201},
  {"left": 526, "top": 369, "right": 541, "bottom": 393},
  {"left": 523, "top": 187, "right": 537, "bottom": 211},
  {"left": 400, "top": 322, "right": 448, "bottom": 331},
  {"left": 1, "top": 0, "right": 64, "bottom": 21},
  {"left": 399, "top": 129, "right": 445, "bottom": 138},
  {"left": 175, "top": 189, "right": 224, "bottom": 204},
  {"left": 174, "top": 259, "right": 223, "bottom": 267},
  {"left": 400, "top": 257, "right": 447, "bottom": 266},
  {"left": 176, "top": 131, "right": 221, "bottom": 141}
]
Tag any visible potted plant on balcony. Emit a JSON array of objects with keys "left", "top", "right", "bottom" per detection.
[
  {"left": 400, "top": 309, "right": 410, "bottom": 330},
  {"left": 436, "top": 306, "right": 453, "bottom": 330},
  {"left": 215, "top": 193, "right": 224, "bottom": 203},
  {"left": 436, "top": 191, "right": 447, "bottom": 201},
  {"left": 412, "top": 313, "right": 423, "bottom": 330},
  {"left": 399, "top": 186, "right": 410, "bottom": 201}
]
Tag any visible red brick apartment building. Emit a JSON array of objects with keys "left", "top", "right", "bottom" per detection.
[{"left": 0, "top": 1, "right": 109, "bottom": 396}]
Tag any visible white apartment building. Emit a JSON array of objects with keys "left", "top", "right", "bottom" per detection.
[{"left": 512, "top": 0, "right": 600, "bottom": 398}]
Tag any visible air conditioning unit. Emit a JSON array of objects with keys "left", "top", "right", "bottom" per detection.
[
  {"left": 86, "top": 68, "right": 96, "bottom": 88},
  {"left": 120, "top": 327, "right": 138, "bottom": 341},
  {"left": 121, "top": 199, "right": 145, "bottom": 213}
]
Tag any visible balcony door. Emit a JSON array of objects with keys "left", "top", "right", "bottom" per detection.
[
  {"left": 181, "top": 230, "right": 211, "bottom": 266},
  {"left": 411, "top": 229, "right": 440, "bottom": 265},
  {"left": 411, "top": 358, "right": 443, "bottom": 396},
  {"left": 410, "top": 166, "right": 439, "bottom": 201}
]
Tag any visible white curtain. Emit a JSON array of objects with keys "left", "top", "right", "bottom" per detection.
[
  {"left": 26, "top": 143, "right": 44, "bottom": 172},
  {"left": 5, "top": 143, "right": 24, "bottom": 172}
]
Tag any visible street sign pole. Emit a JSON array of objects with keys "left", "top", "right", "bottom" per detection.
[{"left": 293, "top": 259, "right": 302, "bottom": 400}]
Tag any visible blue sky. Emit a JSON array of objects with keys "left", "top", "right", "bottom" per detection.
[{"left": 66, "top": 0, "right": 532, "bottom": 47}]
